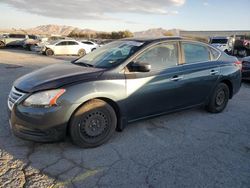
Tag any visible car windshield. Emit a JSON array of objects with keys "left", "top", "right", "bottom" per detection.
[
  {"left": 74, "top": 40, "right": 144, "bottom": 68},
  {"left": 211, "top": 39, "right": 228, "bottom": 44}
]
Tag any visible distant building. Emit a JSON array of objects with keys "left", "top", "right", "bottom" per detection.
[{"left": 180, "top": 30, "right": 250, "bottom": 37}]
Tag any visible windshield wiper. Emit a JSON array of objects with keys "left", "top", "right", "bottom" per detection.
[{"left": 74, "top": 62, "right": 94, "bottom": 67}]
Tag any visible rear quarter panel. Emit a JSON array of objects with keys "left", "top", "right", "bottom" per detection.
[{"left": 218, "top": 56, "right": 241, "bottom": 96}]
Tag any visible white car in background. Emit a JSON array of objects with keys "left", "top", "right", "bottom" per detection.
[
  {"left": 42, "top": 39, "right": 92, "bottom": 56},
  {"left": 209, "top": 36, "right": 233, "bottom": 54},
  {"left": 81, "top": 40, "right": 100, "bottom": 51}
]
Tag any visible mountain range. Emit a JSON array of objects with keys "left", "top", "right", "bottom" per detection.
[{"left": 0, "top": 24, "right": 180, "bottom": 37}]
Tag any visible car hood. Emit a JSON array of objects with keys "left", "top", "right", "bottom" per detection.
[
  {"left": 14, "top": 63, "right": 104, "bottom": 93},
  {"left": 44, "top": 44, "right": 53, "bottom": 48}
]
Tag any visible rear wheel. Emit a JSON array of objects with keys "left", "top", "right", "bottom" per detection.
[
  {"left": 206, "top": 83, "right": 229, "bottom": 113},
  {"left": 45, "top": 48, "right": 54, "bottom": 56},
  {"left": 0, "top": 41, "right": 5, "bottom": 49},
  {"left": 70, "top": 99, "right": 117, "bottom": 148},
  {"left": 78, "top": 49, "right": 86, "bottom": 57}
]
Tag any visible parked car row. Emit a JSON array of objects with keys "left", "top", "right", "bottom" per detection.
[{"left": 0, "top": 33, "right": 100, "bottom": 57}]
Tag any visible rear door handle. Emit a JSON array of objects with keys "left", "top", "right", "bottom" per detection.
[
  {"left": 171, "top": 76, "right": 183, "bottom": 81},
  {"left": 210, "top": 70, "right": 219, "bottom": 75}
]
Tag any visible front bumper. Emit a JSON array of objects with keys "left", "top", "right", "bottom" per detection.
[
  {"left": 8, "top": 102, "right": 77, "bottom": 142},
  {"left": 9, "top": 119, "right": 66, "bottom": 142},
  {"left": 242, "top": 68, "right": 250, "bottom": 80}
]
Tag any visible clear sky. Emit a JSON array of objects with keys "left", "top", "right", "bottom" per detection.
[{"left": 0, "top": 0, "right": 249, "bottom": 32}]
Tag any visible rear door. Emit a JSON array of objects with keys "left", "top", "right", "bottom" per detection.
[
  {"left": 178, "top": 41, "right": 221, "bottom": 106},
  {"left": 68, "top": 41, "right": 80, "bottom": 55}
]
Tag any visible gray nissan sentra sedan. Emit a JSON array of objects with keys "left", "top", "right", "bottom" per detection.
[{"left": 7, "top": 37, "right": 242, "bottom": 148}]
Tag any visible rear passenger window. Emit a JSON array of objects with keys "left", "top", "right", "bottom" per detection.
[
  {"left": 209, "top": 47, "right": 220, "bottom": 60},
  {"left": 82, "top": 41, "right": 93, "bottom": 45},
  {"left": 56, "top": 42, "right": 67, "bottom": 46},
  {"left": 68, "top": 41, "right": 78, "bottom": 45},
  {"left": 135, "top": 42, "right": 178, "bottom": 71},
  {"left": 183, "top": 43, "right": 210, "bottom": 64}
]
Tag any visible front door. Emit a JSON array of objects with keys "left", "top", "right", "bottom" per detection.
[
  {"left": 54, "top": 41, "right": 69, "bottom": 55},
  {"left": 125, "top": 42, "right": 185, "bottom": 120}
]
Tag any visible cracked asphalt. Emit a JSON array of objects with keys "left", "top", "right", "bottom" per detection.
[{"left": 0, "top": 49, "right": 250, "bottom": 188}]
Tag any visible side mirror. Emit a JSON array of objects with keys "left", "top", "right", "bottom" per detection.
[{"left": 130, "top": 62, "right": 151, "bottom": 72}]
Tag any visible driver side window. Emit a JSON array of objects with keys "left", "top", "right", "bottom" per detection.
[{"left": 134, "top": 42, "right": 179, "bottom": 72}]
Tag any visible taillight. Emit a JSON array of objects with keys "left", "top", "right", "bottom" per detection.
[{"left": 234, "top": 61, "right": 242, "bottom": 71}]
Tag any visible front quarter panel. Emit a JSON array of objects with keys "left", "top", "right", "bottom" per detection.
[{"left": 59, "top": 76, "right": 127, "bottom": 120}]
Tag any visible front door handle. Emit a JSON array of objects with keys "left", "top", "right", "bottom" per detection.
[
  {"left": 210, "top": 70, "right": 219, "bottom": 75},
  {"left": 171, "top": 76, "right": 183, "bottom": 81}
]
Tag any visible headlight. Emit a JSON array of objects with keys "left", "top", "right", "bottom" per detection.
[{"left": 23, "top": 89, "right": 66, "bottom": 107}]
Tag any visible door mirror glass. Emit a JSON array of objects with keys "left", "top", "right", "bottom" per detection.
[{"left": 130, "top": 62, "right": 151, "bottom": 72}]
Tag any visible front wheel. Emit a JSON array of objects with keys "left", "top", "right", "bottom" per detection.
[
  {"left": 45, "top": 48, "right": 54, "bottom": 56},
  {"left": 70, "top": 99, "right": 117, "bottom": 148},
  {"left": 78, "top": 49, "right": 86, "bottom": 57},
  {"left": 0, "top": 41, "right": 5, "bottom": 49},
  {"left": 206, "top": 83, "right": 229, "bottom": 113}
]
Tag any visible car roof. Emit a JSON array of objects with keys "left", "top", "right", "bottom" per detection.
[
  {"left": 56, "top": 39, "right": 79, "bottom": 42},
  {"left": 210, "top": 36, "right": 230, "bottom": 39},
  {"left": 120, "top": 36, "right": 183, "bottom": 43}
]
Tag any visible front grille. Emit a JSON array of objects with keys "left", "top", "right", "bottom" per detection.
[{"left": 8, "top": 87, "right": 26, "bottom": 111}]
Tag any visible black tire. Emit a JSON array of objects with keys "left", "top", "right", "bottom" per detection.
[
  {"left": 0, "top": 41, "right": 5, "bottom": 49},
  {"left": 25, "top": 44, "right": 32, "bottom": 51},
  {"left": 91, "top": 48, "right": 96, "bottom": 52},
  {"left": 70, "top": 99, "right": 117, "bottom": 148},
  {"left": 45, "top": 48, "right": 54, "bottom": 56},
  {"left": 206, "top": 83, "right": 229, "bottom": 113},
  {"left": 78, "top": 49, "right": 86, "bottom": 57}
]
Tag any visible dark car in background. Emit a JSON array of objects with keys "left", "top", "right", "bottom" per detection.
[
  {"left": 8, "top": 37, "right": 241, "bottom": 148},
  {"left": 242, "top": 56, "right": 250, "bottom": 80}
]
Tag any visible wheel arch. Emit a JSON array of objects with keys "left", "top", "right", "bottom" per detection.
[
  {"left": 0, "top": 40, "right": 6, "bottom": 46},
  {"left": 220, "top": 79, "right": 233, "bottom": 99},
  {"left": 45, "top": 47, "right": 54, "bottom": 54},
  {"left": 67, "top": 97, "right": 123, "bottom": 135}
]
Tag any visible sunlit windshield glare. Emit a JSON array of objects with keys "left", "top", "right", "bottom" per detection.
[{"left": 75, "top": 40, "right": 144, "bottom": 68}]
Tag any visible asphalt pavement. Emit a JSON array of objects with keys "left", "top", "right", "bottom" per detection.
[{"left": 0, "top": 49, "right": 250, "bottom": 188}]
